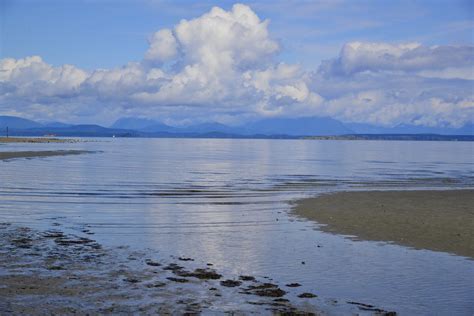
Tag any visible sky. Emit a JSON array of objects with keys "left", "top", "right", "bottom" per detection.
[{"left": 0, "top": 0, "right": 473, "bottom": 127}]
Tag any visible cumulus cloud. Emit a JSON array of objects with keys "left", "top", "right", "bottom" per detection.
[
  {"left": 0, "top": 56, "right": 87, "bottom": 97},
  {"left": 320, "top": 41, "right": 474, "bottom": 79},
  {"left": 313, "top": 42, "right": 474, "bottom": 127},
  {"left": 0, "top": 4, "right": 472, "bottom": 128},
  {"left": 145, "top": 29, "right": 178, "bottom": 63}
]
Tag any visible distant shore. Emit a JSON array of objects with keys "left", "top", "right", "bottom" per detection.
[
  {"left": 293, "top": 190, "right": 474, "bottom": 258},
  {"left": 0, "top": 137, "right": 78, "bottom": 143}
]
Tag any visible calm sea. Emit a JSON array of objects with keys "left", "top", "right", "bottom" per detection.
[{"left": 1, "top": 138, "right": 473, "bottom": 315}]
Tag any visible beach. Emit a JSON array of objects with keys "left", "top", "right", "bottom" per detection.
[
  {"left": 0, "top": 137, "right": 78, "bottom": 143},
  {"left": 293, "top": 190, "right": 474, "bottom": 258},
  {"left": 0, "top": 137, "right": 91, "bottom": 160},
  {"left": 1, "top": 138, "right": 473, "bottom": 314},
  {"left": 0, "top": 223, "right": 398, "bottom": 315},
  {"left": 0, "top": 150, "right": 90, "bottom": 161}
]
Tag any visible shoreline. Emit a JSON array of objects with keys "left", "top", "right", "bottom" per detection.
[
  {"left": 0, "top": 223, "right": 397, "bottom": 315},
  {"left": 0, "top": 137, "right": 79, "bottom": 143},
  {"left": 0, "top": 150, "right": 91, "bottom": 161},
  {"left": 292, "top": 189, "right": 474, "bottom": 258}
]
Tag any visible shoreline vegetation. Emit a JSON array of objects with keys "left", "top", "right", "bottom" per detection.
[
  {"left": 0, "top": 223, "right": 396, "bottom": 315},
  {"left": 292, "top": 190, "right": 474, "bottom": 259}
]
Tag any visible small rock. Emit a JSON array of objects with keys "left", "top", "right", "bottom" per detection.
[
  {"left": 298, "top": 292, "right": 317, "bottom": 298},
  {"left": 239, "top": 275, "right": 256, "bottom": 281},
  {"left": 167, "top": 277, "right": 189, "bottom": 283},
  {"left": 145, "top": 259, "right": 161, "bottom": 267},
  {"left": 178, "top": 257, "right": 194, "bottom": 261},
  {"left": 286, "top": 283, "right": 301, "bottom": 287},
  {"left": 145, "top": 282, "right": 166, "bottom": 288},
  {"left": 123, "top": 278, "right": 140, "bottom": 283},
  {"left": 220, "top": 279, "right": 242, "bottom": 287}
]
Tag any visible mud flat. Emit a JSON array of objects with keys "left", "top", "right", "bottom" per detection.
[
  {"left": 0, "top": 150, "right": 91, "bottom": 161},
  {"left": 0, "top": 223, "right": 396, "bottom": 315},
  {"left": 293, "top": 190, "right": 474, "bottom": 258}
]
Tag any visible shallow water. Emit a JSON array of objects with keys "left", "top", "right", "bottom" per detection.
[{"left": 1, "top": 138, "right": 473, "bottom": 315}]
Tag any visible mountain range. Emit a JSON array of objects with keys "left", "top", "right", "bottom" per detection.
[{"left": 0, "top": 115, "right": 472, "bottom": 138}]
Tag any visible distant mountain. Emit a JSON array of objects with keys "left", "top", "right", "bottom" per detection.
[
  {"left": 17, "top": 124, "right": 139, "bottom": 137},
  {"left": 42, "top": 121, "right": 73, "bottom": 128},
  {"left": 112, "top": 117, "right": 160, "bottom": 130},
  {"left": 241, "top": 117, "right": 353, "bottom": 136},
  {"left": 112, "top": 117, "right": 174, "bottom": 133},
  {"left": 178, "top": 122, "right": 238, "bottom": 134},
  {"left": 0, "top": 116, "right": 42, "bottom": 129},
  {"left": 347, "top": 122, "right": 474, "bottom": 135},
  {"left": 1, "top": 114, "right": 473, "bottom": 138}
]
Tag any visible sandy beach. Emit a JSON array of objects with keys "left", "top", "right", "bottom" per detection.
[{"left": 293, "top": 190, "right": 474, "bottom": 258}]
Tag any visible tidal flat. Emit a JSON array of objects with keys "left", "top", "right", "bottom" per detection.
[
  {"left": 0, "top": 223, "right": 396, "bottom": 315},
  {"left": 1, "top": 138, "right": 473, "bottom": 315},
  {"left": 0, "top": 137, "right": 79, "bottom": 144},
  {"left": 0, "top": 150, "right": 91, "bottom": 161},
  {"left": 293, "top": 190, "right": 474, "bottom": 259}
]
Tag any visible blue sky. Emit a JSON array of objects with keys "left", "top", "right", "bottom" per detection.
[
  {"left": 2, "top": 0, "right": 472, "bottom": 70},
  {"left": 0, "top": 0, "right": 473, "bottom": 127}
]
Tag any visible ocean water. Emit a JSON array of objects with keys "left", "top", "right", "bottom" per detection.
[{"left": 1, "top": 138, "right": 473, "bottom": 315}]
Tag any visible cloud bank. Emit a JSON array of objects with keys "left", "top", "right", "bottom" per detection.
[{"left": 0, "top": 4, "right": 472, "bottom": 127}]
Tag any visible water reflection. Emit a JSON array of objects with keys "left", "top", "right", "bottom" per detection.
[{"left": 1, "top": 138, "right": 473, "bottom": 314}]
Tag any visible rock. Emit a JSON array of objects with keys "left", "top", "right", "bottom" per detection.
[
  {"left": 163, "top": 263, "right": 184, "bottom": 271},
  {"left": 298, "top": 292, "right": 317, "bottom": 298},
  {"left": 177, "top": 268, "right": 222, "bottom": 280},
  {"left": 243, "top": 283, "right": 287, "bottom": 297},
  {"left": 239, "top": 275, "right": 256, "bottom": 281},
  {"left": 254, "top": 288, "right": 286, "bottom": 297},
  {"left": 123, "top": 278, "right": 140, "bottom": 283},
  {"left": 145, "top": 282, "right": 166, "bottom": 288},
  {"left": 285, "top": 283, "right": 301, "bottom": 287},
  {"left": 178, "top": 257, "right": 194, "bottom": 261},
  {"left": 220, "top": 279, "right": 242, "bottom": 287},
  {"left": 166, "top": 277, "right": 189, "bottom": 283},
  {"left": 145, "top": 259, "right": 161, "bottom": 267}
]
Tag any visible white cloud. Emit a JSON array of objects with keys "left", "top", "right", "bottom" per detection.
[
  {"left": 0, "top": 5, "right": 472, "bottom": 128},
  {"left": 320, "top": 41, "right": 474, "bottom": 78},
  {"left": 0, "top": 56, "right": 87, "bottom": 97},
  {"left": 145, "top": 29, "right": 178, "bottom": 63}
]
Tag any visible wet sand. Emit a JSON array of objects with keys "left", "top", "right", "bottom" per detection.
[
  {"left": 0, "top": 150, "right": 90, "bottom": 161},
  {"left": 0, "top": 223, "right": 397, "bottom": 315},
  {"left": 293, "top": 190, "right": 474, "bottom": 258}
]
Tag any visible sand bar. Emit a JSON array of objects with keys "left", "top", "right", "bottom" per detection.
[
  {"left": 0, "top": 150, "right": 90, "bottom": 160},
  {"left": 0, "top": 137, "right": 79, "bottom": 143},
  {"left": 293, "top": 190, "right": 474, "bottom": 258}
]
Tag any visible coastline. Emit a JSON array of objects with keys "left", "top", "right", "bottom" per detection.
[
  {"left": 292, "top": 189, "right": 474, "bottom": 258},
  {"left": 0, "top": 137, "right": 79, "bottom": 143},
  {"left": 0, "top": 150, "right": 91, "bottom": 161}
]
